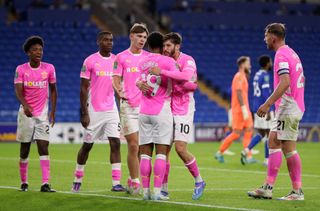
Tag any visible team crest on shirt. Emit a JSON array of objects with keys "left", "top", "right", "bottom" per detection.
[
  {"left": 113, "top": 61, "right": 118, "bottom": 69},
  {"left": 41, "top": 71, "right": 48, "bottom": 79}
]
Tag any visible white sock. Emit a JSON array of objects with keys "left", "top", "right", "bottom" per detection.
[
  {"left": 161, "top": 183, "right": 168, "bottom": 192},
  {"left": 154, "top": 187, "right": 161, "bottom": 196},
  {"left": 143, "top": 188, "right": 150, "bottom": 195},
  {"left": 195, "top": 175, "right": 203, "bottom": 183},
  {"left": 132, "top": 178, "right": 140, "bottom": 184}
]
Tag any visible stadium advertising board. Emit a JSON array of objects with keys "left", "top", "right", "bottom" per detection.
[{"left": 195, "top": 123, "right": 320, "bottom": 142}]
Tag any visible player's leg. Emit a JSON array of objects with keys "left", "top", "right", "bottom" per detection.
[
  {"left": 34, "top": 117, "right": 55, "bottom": 192},
  {"left": 215, "top": 112, "right": 242, "bottom": 163},
  {"left": 240, "top": 114, "right": 255, "bottom": 165},
  {"left": 139, "top": 143, "right": 153, "bottom": 200},
  {"left": 161, "top": 145, "right": 172, "bottom": 198},
  {"left": 248, "top": 130, "right": 281, "bottom": 199},
  {"left": 72, "top": 142, "right": 93, "bottom": 192},
  {"left": 153, "top": 144, "right": 169, "bottom": 200},
  {"left": 19, "top": 143, "right": 31, "bottom": 191},
  {"left": 175, "top": 140, "right": 205, "bottom": 200},
  {"left": 106, "top": 109, "right": 125, "bottom": 191},
  {"left": 120, "top": 103, "right": 140, "bottom": 191},
  {"left": 108, "top": 137, "right": 126, "bottom": 191},
  {"left": 16, "top": 107, "right": 33, "bottom": 191},
  {"left": 36, "top": 139, "right": 55, "bottom": 192},
  {"left": 125, "top": 132, "right": 140, "bottom": 192},
  {"left": 263, "top": 129, "right": 270, "bottom": 166},
  {"left": 277, "top": 113, "right": 304, "bottom": 200},
  {"left": 215, "top": 129, "right": 241, "bottom": 163},
  {"left": 278, "top": 141, "right": 303, "bottom": 200}
]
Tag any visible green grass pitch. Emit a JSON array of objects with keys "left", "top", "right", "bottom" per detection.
[{"left": 0, "top": 142, "right": 319, "bottom": 211}]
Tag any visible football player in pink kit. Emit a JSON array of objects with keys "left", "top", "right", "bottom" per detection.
[
  {"left": 112, "top": 23, "right": 149, "bottom": 194},
  {"left": 137, "top": 31, "right": 183, "bottom": 200},
  {"left": 14, "top": 36, "right": 57, "bottom": 192},
  {"left": 150, "top": 32, "right": 205, "bottom": 200},
  {"left": 248, "top": 23, "right": 305, "bottom": 200},
  {"left": 72, "top": 32, "right": 125, "bottom": 192}
]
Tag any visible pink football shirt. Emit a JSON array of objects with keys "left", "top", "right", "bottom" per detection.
[
  {"left": 171, "top": 52, "right": 197, "bottom": 115},
  {"left": 113, "top": 49, "right": 149, "bottom": 107},
  {"left": 80, "top": 52, "right": 116, "bottom": 112},
  {"left": 274, "top": 45, "right": 305, "bottom": 113},
  {"left": 138, "top": 53, "right": 180, "bottom": 115},
  {"left": 14, "top": 62, "right": 56, "bottom": 117}
]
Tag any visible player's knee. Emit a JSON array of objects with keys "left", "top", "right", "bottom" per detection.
[
  {"left": 231, "top": 132, "right": 241, "bottom": 139},
  {"left": 128, "top": 143, "right": 139, "bottom": 154},
  {"left": 82, "top": 143, "right": 93, "bottom": 152},
  {"left": 175, "top": 144, "right": 186, "bottom": 155},
  {"left": 109, "top": 138, "right": 121, "bottom": 151}
]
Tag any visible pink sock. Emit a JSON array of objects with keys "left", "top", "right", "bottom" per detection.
[
  {"left": 19, "top": 158, "right": 28, "bottom": 184},
  {"left": 140, "top": 154, "right": 152, "bottom": 188},
  {"left": 265, "top": 149, "right": 282, "bottom": 186},
  {"left": 286, "top": 151, "right": 302, "bottom": 190},
  {"left": 153, "top": 154, "right": 166, "bottom": 188},
  {"left": 185, "top": 158, "right": 200, "bottom": 178},
  {"left": 111, "top": 163, "right": 121, "bottom": 186},
  {"left": 162, "top": 160, "right": 170, "bottom": 185},
  {"left": 74, "top": 164, "right": 85, "bottom": 183},
  {"left": 40, "top": 156, "right": 50, "bottom": 185}
]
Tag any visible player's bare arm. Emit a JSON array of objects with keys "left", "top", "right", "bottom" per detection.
[
  {"left": 80, "top": 78, "right": 90, "bottom": 128},
  {"left": 49, "top": 83, "right": 57, "bottom": 127},
  {"left": 112, "top": 75, "right": 127, "bottom": 100},
  {"left": 14, "top": 83, "right": 33, "bottom": 117},
  {"left": 257, "top": 74, "right": 290, "bottom": 117},
  {"left": 236, "top": 89, "right": 249, "bottom": 120}
]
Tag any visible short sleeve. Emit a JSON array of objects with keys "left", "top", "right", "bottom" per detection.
[
  {"left": 233, "top": 74, "right": 243, "bottom": 90},
  {"left": 49, "top": 64, "right": 56, "bottom": 83},
  {"left": 112, "top": 55, "right": 123, "bottom": 77},
  {"left": 14, "top": 66, "right": 23, "bottom": 84},
  {"left": 80, "top": 58, "right": 92, "bottom": 79}
]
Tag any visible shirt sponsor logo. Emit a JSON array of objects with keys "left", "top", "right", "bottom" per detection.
[
  {"left": 126, "top": 67, "right": 139, "bottom": 73},
  {"left": 24, "top": 81, "right": 47, "bottom": 88},
  {"left": 95, "top": 70, "right": 112, "bottom": 77}
]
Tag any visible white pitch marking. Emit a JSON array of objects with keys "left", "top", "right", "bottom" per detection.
[{"left": 0, "top": 186, "right": 269, "bottom": 211}]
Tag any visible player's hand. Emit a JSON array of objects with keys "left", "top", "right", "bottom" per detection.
[
  {"left": 81, "top": 113, "right": 90, "bottom": 129},
  {"left": 49, "top": 111, "right": 55, "bottom": 127},
  {"left": 241, "top": 105, "right": 249, "bottom": 120},
  {"left": 137, "top": 81, "right": 151, "bottom": 95},
  {"left": 149, "top": 66, "right": 161, "bottom": 75},
  {"left": 266, "top": 112, "right": 271, "bottom": 121},
  {"left": 257, "top": 103, "right": 270, "bottom": 118},
  {"left": 118, "top": 91, "right": 128, "bottom": 100},
  {"left": 23, "top": 104, "right": 33, "bottom": 117}
]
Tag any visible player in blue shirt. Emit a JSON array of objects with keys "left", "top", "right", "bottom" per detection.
[{"left": 241, "top": 55, "right": 274, "bottom": 166}]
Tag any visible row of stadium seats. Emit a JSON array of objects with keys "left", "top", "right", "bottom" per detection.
[{"left": 0, "top": 21, "right": 226, "bottom": 123}]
